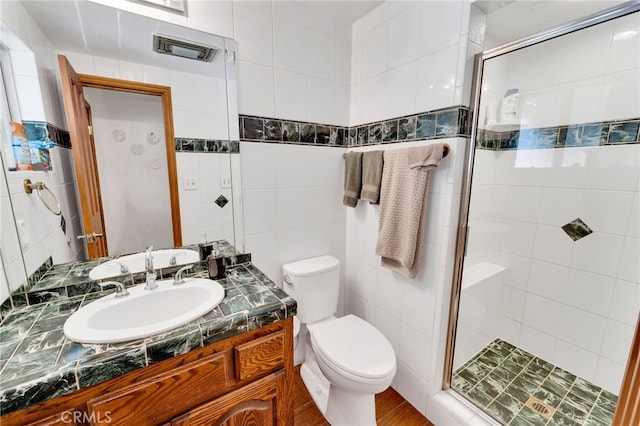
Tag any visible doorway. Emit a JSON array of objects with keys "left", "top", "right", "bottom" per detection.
[{"left": 58, "top": 55, "right": 181, "bottom": 258}]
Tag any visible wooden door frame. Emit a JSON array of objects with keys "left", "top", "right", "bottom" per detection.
[{"left": 77, "top": 74, "right": 182, "bottom": 248}]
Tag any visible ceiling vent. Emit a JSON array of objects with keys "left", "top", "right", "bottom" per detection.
[{"left": 153, "top": 35, "right": 217, "bottom": 62}]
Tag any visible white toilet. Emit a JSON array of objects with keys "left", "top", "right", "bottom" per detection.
[{"left": 283, "top": 256, "right": 396, "bottom": 426}]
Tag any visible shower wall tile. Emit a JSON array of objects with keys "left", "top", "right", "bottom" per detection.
[{"left": 471, "top": 138, "right": 638, "bottom": 393}]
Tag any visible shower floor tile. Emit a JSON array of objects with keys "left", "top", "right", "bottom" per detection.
[{"left": 452, "top": 339, "right": 618, "bottom": 426}]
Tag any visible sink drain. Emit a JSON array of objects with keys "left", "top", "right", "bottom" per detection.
[{"left": 525, "top": 396, "right": 555, "bottom": 420}]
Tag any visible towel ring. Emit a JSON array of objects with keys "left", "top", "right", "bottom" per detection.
[
  {"left": 342, "top": 143, "right": 450, "bottom": 159},
  {"left": 23, "top": 179, "right": 62, "bottom": 215}
]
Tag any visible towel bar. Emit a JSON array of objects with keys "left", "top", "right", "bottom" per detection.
[{"left": 342, "top": 143, "right": 450, "bottom": 159}]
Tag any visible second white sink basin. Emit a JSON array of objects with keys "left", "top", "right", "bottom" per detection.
[
  {"left": 89, "top": 248, "right": 199, "bottom": 280},
  {"left": 63, "top": 278, "right": 224, "bottom": 344}
]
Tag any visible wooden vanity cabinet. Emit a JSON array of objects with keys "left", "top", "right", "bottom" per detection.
[{"left": 0, "top": 318, "right": 294, "bottom": 426}]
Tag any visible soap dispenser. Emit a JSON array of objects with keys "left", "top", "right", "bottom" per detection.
[{"left": 207, "top": 243, "right": 226, "bottom": 280}]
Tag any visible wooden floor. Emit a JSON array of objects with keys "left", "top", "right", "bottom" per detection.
[{"left": 293, "top": 365, "right": 434, "bottom": 425}]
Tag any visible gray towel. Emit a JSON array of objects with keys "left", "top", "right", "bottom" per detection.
[
  {"left": 343, "top": 151, "right": 363, "bottom": 207},
  {"left": 361, "top": 151, "right": 384, "bottom": 205},
  {"left": 375, "top": 144, "right": 444, "bottom": 278}
]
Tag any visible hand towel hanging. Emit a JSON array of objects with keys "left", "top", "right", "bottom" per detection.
[
  {"left": 375, "top": 143, "right": 445, "bottom": 279},
  {"left": 343, "top": 151, "right": 363, "bottom": 207},
  {"left": 361, "top": 150, "right": 384, "bottom": 205}
]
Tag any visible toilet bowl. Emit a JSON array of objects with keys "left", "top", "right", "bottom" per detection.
[{"left": 282, "top": 256, "right": 397, "bottom": 426}]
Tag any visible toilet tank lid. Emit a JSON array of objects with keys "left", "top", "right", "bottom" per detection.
[{"left": 283, "top": 256, "right": 339, "bottom": 277}]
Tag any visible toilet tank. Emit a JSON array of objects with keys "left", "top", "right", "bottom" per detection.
[{"left": 282, "top": 256, "right": 340, "bottom": 324}]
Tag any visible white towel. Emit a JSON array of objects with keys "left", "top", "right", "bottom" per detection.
[{"left": 375, "top": 144, "right": 444, "bottom": 278}]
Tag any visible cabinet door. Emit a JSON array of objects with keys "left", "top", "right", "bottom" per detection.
[
  {"left": 172, "top": 371, "right": 286, "bottom": 426},
  {"left": 86, "top": 351, "right": 229, "bottom": 425},
  {"left": 28, "top": 409, "right": 87, "bottom": 426}
]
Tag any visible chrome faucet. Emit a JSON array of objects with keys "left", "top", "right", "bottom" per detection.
[
  {"left": 98, "top": 281, "right": 130, "bottom": 298},
  {"left": 144, "top": 245, "right": 157, "bottom": 290}
]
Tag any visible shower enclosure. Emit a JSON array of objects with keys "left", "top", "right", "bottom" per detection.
[{"left": 448, "top": 3, "right": 639, "bottom": 426}]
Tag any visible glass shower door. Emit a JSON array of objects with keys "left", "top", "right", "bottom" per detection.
[{"left": 450, "top": 8, "right": 639, "bottom": 426}]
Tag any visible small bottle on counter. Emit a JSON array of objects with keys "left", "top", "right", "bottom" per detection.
[{"left": 207, "top": 243, "right": 226, "bottom": 280}]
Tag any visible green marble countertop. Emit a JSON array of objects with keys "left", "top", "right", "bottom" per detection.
[{"left": 0, "top": 261, "right": 296, "bottom": 416}]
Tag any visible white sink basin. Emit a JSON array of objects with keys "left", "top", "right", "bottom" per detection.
[
  {"left": 89, "top": 248, "right": 199, "bottom": 280},
  {"left": 63, "top": 278, "right": 225, "bottom": 343}
]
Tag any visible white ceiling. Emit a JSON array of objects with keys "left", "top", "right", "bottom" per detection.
[
  {"left": 20, "top": 0, "right": 632, "bottom": 75},
  {"left": 21, "top": 1, "right": 228, "bottom": 76},
  {"left": 482, "top": 0, "right": 630, "bottom": 47}
]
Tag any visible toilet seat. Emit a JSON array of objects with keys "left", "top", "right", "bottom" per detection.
[{"left": 309, "top": 315, "right": 396, "bottom": 381}]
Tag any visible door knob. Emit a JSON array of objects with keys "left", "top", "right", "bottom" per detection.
[{"left": 77, "top": 232, "right": 103, "bottom": 242}]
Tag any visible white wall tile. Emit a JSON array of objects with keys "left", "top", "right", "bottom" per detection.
[
  {"left": 585, "top": 144, "right": 640, "bottom": 192},
  {"left": 558, "top": 305, "right": 606, "bottom": 353},
  {"left": 277, "top": 188, "right": 306, "bottom": 230},
  {"left": 274, "top": 69, "right": 307, "bottom": 122},
  {"left": 399, "top": 325, "right": 432, "bottom": 378},
  {"left": 505, "top": 186, "right": 542, "bottom": 223},
  {"left": 594, "top": 357, "right": 625, "bottom": 394},
  {"left": 627, "top": 194, "right": 639, "bottom": 238},
  {"left": 558, "top": 24, "right": 611, "bottom": 84},
  {"left": 618, "top": 237, "right": 640, "bottom": 284},
  {"left": 528, "top": 260, "right": 569, "bottom": 301},
  {"left": 237, "top": 61, "right": 274, "bottom": 117},
  {"left": 386, "top": 5, "right": 420, "bottom": 69},
  {"left": 376, "top": 271, "right": 403, "bottom": 320},
  {"left": 306, "top": 77, "right": 334, "bottom": 124},
  {"left": 554, "top": 340, "right": 599, "bottom": 381},
  {"left": 522, "top": 293, "right": 562, "bottom": 337},
  {"left": 519, "top": 325, "right": 556, "bottom": 362},
  {"left": 241, "top": 189, "right": 277, "bottom": 235},
  {"left": 415, "top": 45, "right": 458, "bottom": 112},
  {"left": 240, "top": 142, "right": 276, "bottom": 189},
  {"left": 245, "top": 231, "right": 279, "bottom": 276},
  {"left": 233, "top": 3, "right": 274, "bottom": 67},
  {"left": 397, "top": 361, "right": 430, "bottom": 414},
  {"left": 609, "top": 280, "right": 640, "bottom": 326},
  {"left": 564, "top": 269, "right": 615, "bottom": 317},
  {"left": 362, "top": 2, "right": 389, "bottom": 35},
  {"left": 538, "top": 188, "right": 583, "bottom": 227},
  {"left": 306, "top": 5, "right": 335, "bottom": 37},
  {"left": 418, "top": 1, "right": 463, "bottom": 57},
  {"left": 580, "top": 190, "right": 635, "bottom": 236},
  {"left": 361, "top": 23, "right": 388, "bottom": 80},
  {"left": 94, "top": 56, "right": 120, "bottom": 78},
  {"left": 307, "top": 29, "right": 335, "bottom": 82},
  {"left": 275, "top": 144, "right": 306, "bottom": 188},
  {"left": 375, "top": 307, "right": 402, "bottom": 352},
  {"left": 571, "top": 233, "right": 625, "bottom": 278},
  {"left": 533, "top": 224, "right": 574, "bottom": 266},
  {"left": 187, "top": 0, "right": 233, "bottom": 39},
  {"left": 385, "top": 61, "right": 418, "bottom": 119},
  {"left": 272, "top": 1, "right": 305, "bottom": 23},
  {"left": 335, "top": 38, "right": 351, "bottom": 84},
  {"left": 600, "top": 319, "right": 635, "bottom": 365}
]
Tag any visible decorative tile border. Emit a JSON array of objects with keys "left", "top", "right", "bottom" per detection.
[
  {"left": 45, "top": 123, "right": 71, "bottom": 148},
  {"left": 477, "top": 118, "right": 640, "bottom": 151},
  {"left": 239, "top": 106, "right": 469, "bottom": 148},
  {"left": 174, "top": 138, "right": 240, "bottom": 153}
]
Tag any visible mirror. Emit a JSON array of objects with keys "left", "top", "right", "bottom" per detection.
[{"left": 0, "top": 0, "right": 241, "bottom": 308}]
